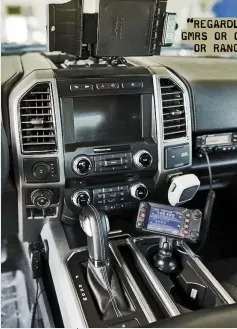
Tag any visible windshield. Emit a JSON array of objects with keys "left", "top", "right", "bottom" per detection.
[{"left": 1, "top": 0, "right": 237, "bottom": 57}]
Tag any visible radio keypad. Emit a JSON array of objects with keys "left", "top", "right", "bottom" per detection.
[
  {"left": 93, "top": 185, "right": 131, "bottom": 210},
  {"left": 94, "top": 153, "right": 133, "bottom": 172}
]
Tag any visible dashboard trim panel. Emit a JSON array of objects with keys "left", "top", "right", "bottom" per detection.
[
  {"left": 9, "top": 69, "right": 65, "bottom": 241},
  {"left": 150, "top": 67, "right": 192, "bottom": 185}
]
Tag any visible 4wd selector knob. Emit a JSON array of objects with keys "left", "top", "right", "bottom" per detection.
[
  {"left": 133, "top": 150, "right": 153, "bottom": 168},
  {"left": 130, "top": 183, "right": 148, "bottom": 200},
  {"left": 71, "top": 190, "right": 90, "bottom": 207},
  {"left": 72, "top": 156, "right": 92, "bottom": 176},
  {"left": 31, "top": 189, "right": 53, "bottom": 209}
]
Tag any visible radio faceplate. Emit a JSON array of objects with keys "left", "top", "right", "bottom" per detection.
[
  {"left": 196, "top": 132, "right": 237, "bottom": 153},
  {"left": 136, "top": 202, "right": 202, "bottom": 242}
]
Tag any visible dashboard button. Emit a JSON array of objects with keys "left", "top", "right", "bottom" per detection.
[
  {"left": 121, "top": 164, "right": 132, "bottom": 169},
  {"left": 95, "top": 160, "right": 105, "bottom": 167},
  {"left": 93, "top": 188, "right": 103, "bottom": 194},
  {"left": 182, "top": 229, "right": 189, "bottom": 235},
  {"left": 115, "top": 204, "right": 126, "bottom": 210},
  {"left": 103, "top": 187, "right": 118, "bottom": 193},
  {"left": 104, "top": 193, "right": 117, "bottom": 199},
  {"left": 32, "top": 163, "right": 50, "bottom": 180},
  {"left": 105, "top": 159, "right": 122, "bottom": 166},
  {"left": 94, "top": 193, "right": 104, "bottom": 200},
  {"left": 122, "top": 82, "right": 143, "bottom": 89},
  {"left": 70, "top": 84, "right": 93, "bottom": 91},
  {"left": 190, "top": 231, "right": 199, "bottom": 239},
  {"left": 96, "top": 83, "right": 109, "bottom": 90},
  {"left": 118, "top": 186, "right": 129, "bottom": 192},
  {"left": 108, "top": 83, "right": 119, "bottom": 89},
  {"left": 121, "top": 158, "right": 132, "bottom": 165}
]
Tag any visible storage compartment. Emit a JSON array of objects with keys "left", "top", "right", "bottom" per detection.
[{"left": 135, "top": 238, "right": 224, "bottom": 313}]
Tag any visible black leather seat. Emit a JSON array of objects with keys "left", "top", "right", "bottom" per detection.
[{"left": 207, "top": 258, "right": 237, "bottom": 302}]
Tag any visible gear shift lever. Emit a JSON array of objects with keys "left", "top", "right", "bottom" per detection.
[
  {"left": 79, "top": 205, "right": 131, "bottom": 320},
  {"left": 79, "top": 205, "right": 110, "bottom": 266}
]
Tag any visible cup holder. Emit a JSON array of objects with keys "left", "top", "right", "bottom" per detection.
[
  {"left": 170, "top": 283, "right": 216, "bottom": 311},
  {"left": 145, "top": 244, "right": 182, "bottom": 273}
]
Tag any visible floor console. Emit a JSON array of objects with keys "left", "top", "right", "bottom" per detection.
[{"left": 41, "top": 221, "right": 235, "bottom": 328}]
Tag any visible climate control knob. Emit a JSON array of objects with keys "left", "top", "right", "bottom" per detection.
[
  {"left": 130, "top": 183, "right": 148, "bottom": 201},
  {"left": 133, "top": 150, "right": 153, "bottom": 168},
  {"left": 31, "top": 189, "right": 53, "bottom": 209},
  {"left": 72, "top": 156, "right": 92, "bottom": 176},
  {"left": 71, "top": 190, "right": 91, "bottom": 208}
]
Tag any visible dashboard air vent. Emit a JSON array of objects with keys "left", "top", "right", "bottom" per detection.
[
  {"left": 19, "top": 83, "right": 57, "bottom": 153},
  {"left": 160, "top": 78, "right": 187, "bottom": 141}
]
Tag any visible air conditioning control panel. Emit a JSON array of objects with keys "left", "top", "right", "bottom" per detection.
[{"left": 65, "top": 182, "right": 150, "bottom": 212}]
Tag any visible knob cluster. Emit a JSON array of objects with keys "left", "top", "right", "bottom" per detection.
[
  {"left": 133, "top": 150, "right": 153, "bottom": 169},
  {"left": 71, "top": 190, "right": 91, "bottom": 207},
  {"left": 72, "top": 156, "right": 92, "bottom": 176},
  {"left": 31, "top": 189, "right": 53, "bottom": 209},
  {"left": 130, "top": 183, "right": 148, "bottom": 200}
]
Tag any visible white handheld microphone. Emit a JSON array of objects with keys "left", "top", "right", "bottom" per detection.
[{"left": 168, "top": 174, "right": 200, "bottom": 206}]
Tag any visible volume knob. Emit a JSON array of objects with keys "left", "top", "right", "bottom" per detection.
[
  {"left": 130, "top": 183, "right": 148, "bottom": 200},
  {"left": 72, "top": 156, "right": 92, "bottom": 176},
  {"left": 71, "top": 190, "right": 91, "bottom": 207},
  {"left": 133, "top": 150, "right": 153, "bottom": 168}
]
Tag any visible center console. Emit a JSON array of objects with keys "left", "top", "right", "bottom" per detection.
[
  {"left": 57, "top": 67, "right": 158, "bottom": 214},
  {"left": 40, "top": 201, "right": 235, "bottom": 328}
]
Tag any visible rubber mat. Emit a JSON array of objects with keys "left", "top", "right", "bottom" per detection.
[{"left": 1, "top": 270, "right": 30, "bottom": 328}]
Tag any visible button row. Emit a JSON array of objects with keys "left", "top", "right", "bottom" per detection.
[
  {"left": 216, "top": 146, "right": 237, "bottom": 152},
  {"left": 95, "top": 153, "right": 132, "bottom": 161},
  {"left": 70, "top": 82, "right": 143, "bottom": 92},
  {"left": 94, "top": 192, "right": 128, "bottom": 205},
  {"left": 96, "top": 158, "right": 132, "bottom": 167},
  {"left": 96, "top": 164, "right": 132, "bottom": 172},
  {"left": 94, "top": 186, "right": 128, "bottom": 194},
  {"left": 100, "top": 202, "right": 134, "bottom": 211}
]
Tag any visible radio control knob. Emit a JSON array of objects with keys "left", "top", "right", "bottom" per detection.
[
  {"left": 130, "top": 183, "right": 148, "bottom": 200},
  {"left": 72, "top": 156, "right": 92, "bottom": 176},
  {"left": 71, "top": 190, "right": 90, "bottom": 207},
  {"left": 133, "top": 150, "right": 153, "bottom": 168},
  {"left": 31, "top": 189, "right": 53, "bottom": 209},
  {"left": 192, "top": 209, "right": 202, "bottom": 220}
]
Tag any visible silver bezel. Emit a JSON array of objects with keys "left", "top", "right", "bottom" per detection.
[
  {"left": 130, "top": 183, "right": 148, "bottom": 200},
  {"left": 72, "top": 156, "right": 93, "bottom": 176},
  {"left": 133, "top": 150, "right": 153, "bottom": 169},
  {"left": 71, "top": 190, "right": 91, "bottom": 207},
  {"left": 9, "top": 66, "right": 65, "bottom": 241}
]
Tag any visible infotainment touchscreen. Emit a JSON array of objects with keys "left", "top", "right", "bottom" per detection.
[{"left": 73, "top": 95, "right": 141, "bottom": 145}]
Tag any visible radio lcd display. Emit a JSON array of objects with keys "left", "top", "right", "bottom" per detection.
[
  {"left": 206, "top": 134, "right": 231, "bottom": 145},
  {"left": 73, "top": 95, "right": 142, "bottom": 145},
  {"left": 147, "top": 206, "right": 183, "bottom": 236}
]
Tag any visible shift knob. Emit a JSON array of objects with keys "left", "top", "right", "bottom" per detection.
[{"left": 79, "top": 205, "right": 110, "bottom": 266}]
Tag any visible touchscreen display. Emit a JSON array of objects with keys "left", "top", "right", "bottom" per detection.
[
  {"left": 73, "top": 95, "right": 141, "bottom": 145},
  {"left": 147, "top": 207, "right": 182, "bottom": 235}
]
